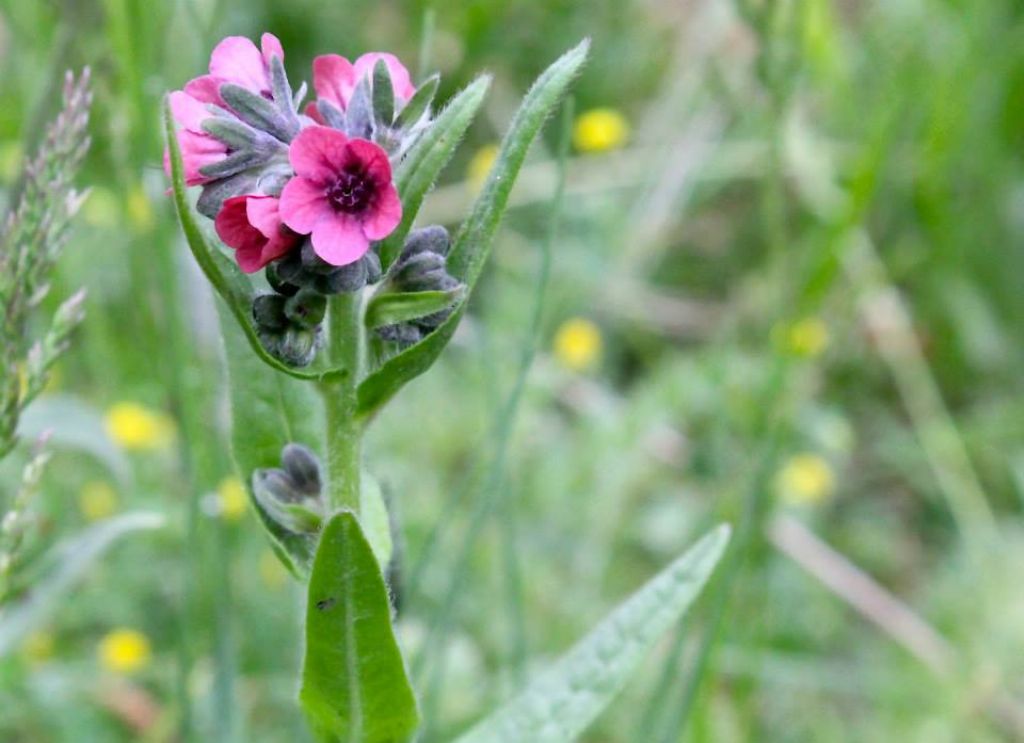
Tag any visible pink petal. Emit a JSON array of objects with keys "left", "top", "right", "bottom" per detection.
[
  {"left": 312, "top": 54, "right": 356, "bottom": 110},
  {"left": 363, "top": 183, "right": 402, "bottom": 240},
  {"left": 178, "top": 130, "right": 227, "bottom": 185},
  {"left": 209, "top": 36, "right": 267, "bottom": 93},
  {"left": 287, "top": 125, "right": 350, "bottom": 183},
  {"left": 184, "top": 75, "right": 223, "bottom": 106},
  {"left": 169, "top": 91, "right": 211, "bottom": 132},
  {"left": 245, "top": 195, "right": 283, "bottom": 238},
  {"left": 304, "top": 101, "right": 324, "bottom": 124},
  {"left": 262, "top": 230, "right": 297, "bottom": 265},
  {"left": 215, "top": 196, "right": 267, "bottom": 272},
  {"left": 261, "top": 33, "right": 284, "bottom": 64},
  {"left": 353, "top": 52, "right": 416, "bottom": 102},
  {"left": 279, "top": 176, "right": 332, "bottom": 234},
  {"left": 343, "top": 138, "right": 393, "bottom": 185},
  {"left": 311, "top": 214, "right": 370, "bottom": 266}
]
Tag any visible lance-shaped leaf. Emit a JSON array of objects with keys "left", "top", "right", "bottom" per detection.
[
  {"left": 359, "top": 471, "right": 393, "bottom": 569},
  {"left": 0, "top": 512, "right": 164, "bottom": 657},
  {"left": 164, "top": 98, "right": 327, "bottom": 381},
  {"left": 455, "top": 524, "right": 730, "bottom": 743},
  {"left": 356, "top": 41, "right": 589, "bottom": 421},
  {"left": 300, "top": 511, "right": 418, "bottom": 742},
  {"left": 377, "top": 75, "right": 491, "bottom": 269},
  {"left": 217, "top": 300, "right": 323, "bottom": 576},
  {"left": 365, "top": 287, "right": 465, "bottom": 330}
]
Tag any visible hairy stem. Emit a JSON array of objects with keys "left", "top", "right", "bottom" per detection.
[{"left": 320, "top": 291, "right": 365, "bottom": 513}]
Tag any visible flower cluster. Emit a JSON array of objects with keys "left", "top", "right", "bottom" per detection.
[{"left": 167, "top": 34, "right": 449, "bottom": 365}]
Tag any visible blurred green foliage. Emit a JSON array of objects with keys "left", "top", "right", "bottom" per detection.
[{"left": 0, "top": 0, "right": 1023, "bottom": 741}]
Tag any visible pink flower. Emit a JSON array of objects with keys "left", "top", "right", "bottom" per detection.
[
  {"left": 185, "top": 33, "right": 284, "bottom": 107},
  {"left": 215, "top": 195, "right": 299, "bottom": 273},
  {"left": 278, "top": 126, "right": 401, "bottom": 266},
  {"left": 311, "top": 52, "right": 416, "bottom": 113},
  {"left": 165, "top": 91, "right": 227, "bottom": 185}
]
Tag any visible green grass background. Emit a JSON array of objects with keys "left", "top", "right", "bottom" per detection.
[{"left": 1, "top": 0, "right": 1023, "bottom": 740}]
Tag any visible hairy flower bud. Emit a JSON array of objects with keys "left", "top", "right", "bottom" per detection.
[
  {"left": 281, "top": 443, "right": 322, "bottom": 496},
  {"left": 374, "top": 226, "right": 464, "bottom": 345},
  {"left": 252, "top": 293, "right": 288, "bottom": 331},
  {"left": 251, "top": 443, "right": 326, "bottom": 535},
  {"left": 284, "top": 288, "right": 327, "bottom": 329}
]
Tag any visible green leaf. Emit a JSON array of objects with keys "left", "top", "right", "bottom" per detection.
[
  {"left": 455, "top": 524, "right": 730, "bottom": 743},
  {"left": 378, "top": 75, "right": 491, "bottom": 269},
  {"left": 217, "top": 300, "right": 323, "bottom": 576},
  {"left": 359, "top": 471, "right": 393, "bottom": 568},
  {"left": 300, "top": 511, "right": 418, "bottom": 743},
  {"left": 356, "top": 41, "right": 589, "bottom": 422},
  {"left": 0, "top": 512, "right": 164, "bottom": 657},
  {"left": 163, "top": 97, "right": 325, "bottom": 382},
  {"left": 447, "top": 39, "right": 589, "bottom": 285},
  {"left": 365, "top": 287, "right": 465, "bottom": 329}
]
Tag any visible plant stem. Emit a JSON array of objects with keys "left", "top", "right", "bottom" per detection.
[{"left": 320, "top": 291, "right": 365, "bottom": 513}]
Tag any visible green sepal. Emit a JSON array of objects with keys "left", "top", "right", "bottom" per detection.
[
  {"left": 394, "top": 74, "right": 440, "bottom": 131},
  {"left": 372, "top": 59, "right": 395, "bottom": 125},
  {"left": 377, "top": 75, "right": 492, "bottom": 270}
]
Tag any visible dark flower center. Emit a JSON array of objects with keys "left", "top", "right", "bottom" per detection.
[{"left": 326, "top": 169, "right": 373, "bottom": 214}]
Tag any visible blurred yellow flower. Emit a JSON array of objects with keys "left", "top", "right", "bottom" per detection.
[
  {"left": 259, "top": 550, "right": 289, "bottom": 590},
  {"left": 82, "top": 186, "right": 121, "bottom": 229},
  {"left": 553, "top": 317, "right": 602, "bottom": 371},
  {"left": 98, "top": 628, "right": 151, "bottom": 674},
  {"left": 22, "top": 631, "right": 55, "bottom": 664},
  {"left": 216, "top": 476, "right": 248, "bottom": 522},
  {"left": 776, "top": 453, "right": 836, "bottom": 505},
  {"left": 777, "top": 317, "right": 830, "bottom": 358},
  {"left": 572, "top": 108, "right": 629, "bottom": 153},
  {"left": 79, "top": 481, "right": 118, "bottom": 521},
  {"left": 126, "top": 185, "right": 154, "bottom": 231},
  {"left": 466, "top": 143, "right": 499, "bottom": 191},
  {"left": 105, "top": 402, "right": 175, "bottom": 451}
]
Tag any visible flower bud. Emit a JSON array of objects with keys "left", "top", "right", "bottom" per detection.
[
  {"left": 252, "top": 293, "right": 288, "bottom": 331},
  {"left": 284, "top": 288, "right": 327, "bottom": 328},
  {"left": 281, "top": 443, "right": 322, "bottom": 496},
  {"left": 265, "top": 260, "right": 300, "bottom": 296},
  {"left": 252, "top": 467, "right": 323, "bottom": 534},
  {"left": 276, "top": 326, "right": 319, "bottom": 367},
  {"left": 375, "top": 225, "right": 464, "bottom": 346},
  {"left": 400, "top": 225, "right": 451, "bottom": 258}
]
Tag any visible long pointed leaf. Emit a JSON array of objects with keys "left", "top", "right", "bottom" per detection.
[
  {"left": 300, "top": 511, "right": 419, "bottom": 742},
  {"left": 378, "top": 75, "right": 491, "bottom": 269},
  {"left": 217, "top": 300, "right": 323, "bottom": 575},
  {"left": 163, "top": 98, "right": 325, "bottom": 381},
  {"left": 356, "top": 41, "right": 589, "bottom": 421},
  {"left": 455, "top": 524, "right": 730, "bottom": 743},
  {"left": 447, "top": 39, "right": 589, "bottom": 284}
]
